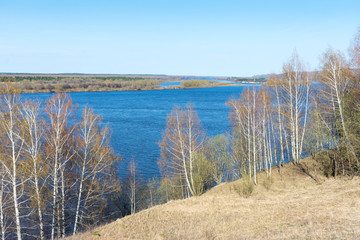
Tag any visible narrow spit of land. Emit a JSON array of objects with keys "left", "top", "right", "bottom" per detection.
[
  {"left": 0, "top": 74, "right": 262, "bottom": 93},
  {"left": 67, "top": 157, "right": 360, "bottom": 240}
]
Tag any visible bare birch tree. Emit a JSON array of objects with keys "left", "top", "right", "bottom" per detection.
[
  {"left": 45, "top": 93, "right": 74, "bottom": 240},
  {"left": 280, "top": 52, "right": 310, "bottom": 164},
  {"left": 73, "top": 106, "right": 119, "bottom": 233},
  {"left": 21, "top": 100, "right": 46, "bottom": 240},
  {"left": 0, "top": 84, "right": 25, "bottom": 240},
  {"left": 268, "top": 75, "right": 286, "bottom": 167},
  {"left": 159, "top": 104, "right": 206, "bottom": 197},
  {"left": 350, "top": 27, "right": 360, "bottom": 70},
  {"left": 73, "top": 106, "right": 100, "bottom": 234},
  {"left": 227, "top": 88, "right": 261, "bottom": 184},
  {"left": 0, "top": 164, "right": 11, "bottom": 240},
  {"left": 320, "top": 48, "right": 358, "bottom": 171},
  {"left": 127, "top": 160, "right": 137, "bottom": 215},
  {"left": 227, "top": 91, "right": 252, "bottom": 181},
  {"left": 0, "top": 85, "right": 121, "bottom": 239}
]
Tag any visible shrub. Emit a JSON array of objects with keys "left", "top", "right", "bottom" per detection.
[
  {"left": 262, "top": 176, "right": 274, "bottom": 191},
  {"left": 234, "top": 175, "right": 253, "bottom": 198}
]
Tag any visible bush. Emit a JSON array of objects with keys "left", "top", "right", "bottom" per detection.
[
  {"left": 234, "top": 175, "right": 253, "bottom": 198},
  {"left": 181, "top": 80, "right": 210, "bottom": 88},
  {"left": 262, "top": 176, "right": 274, "bottom": 191},
  {"left": 192, "top": 152, "right": 214, "bottom": 196}
]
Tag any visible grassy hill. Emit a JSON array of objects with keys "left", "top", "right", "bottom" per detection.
[{"left": 67, "top": 158, "right": 360, "bottom": 240}]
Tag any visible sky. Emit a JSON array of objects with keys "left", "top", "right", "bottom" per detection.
[{"left": 0, "top": 0, "right": 359, "bottom": 77}]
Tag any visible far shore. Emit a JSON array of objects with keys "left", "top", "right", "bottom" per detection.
[
  {"left": 2, "top": 81, "right": 253, "bottom": 94},
  {"left": 0, "top": 74, "right": 266, "bottom": 94}
]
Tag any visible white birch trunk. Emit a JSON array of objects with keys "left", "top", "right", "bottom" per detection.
[
  {"left": 22, "top": 102, "right": 45, "bottom": 240},
  {"left": 61, "top": 169, "right": 66, "bottom": 238},
  {"left": 8, "top": 100, "right": 22, "bottom": 240},
  {"left": 73, "top": 155, "right": 86, "bottom": 235},
  {"left": 51, "top": 147, "right": 59, "bottom": 240},
  {"left": 247, "top": 104, "right": 251, "bottom": 182},
  {"left": 175, "top": 113, "right": 194, "bottom": 196},
  {"left": 275, "top": 81, "right": 285, "bottom": 166},
  {"left": 0, "top": 175, "right": 5, "bottom": 240},
  {"left": 252, "top": 89, "right": 257, "bottom": 185}
]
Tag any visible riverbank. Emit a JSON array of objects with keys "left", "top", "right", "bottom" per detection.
[
  {"left": 0, "top": 74, "right": 263, "bottom": 94},
  {"left": 66, "top": 157, "right": 360, "bottom": 239},
  {"left": 4, "top": 80, "right": 245, "bottom": 94}
]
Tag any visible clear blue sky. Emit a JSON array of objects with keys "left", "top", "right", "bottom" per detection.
[{"left": 0, "top": 0, "right": 359, "bottom": 76}]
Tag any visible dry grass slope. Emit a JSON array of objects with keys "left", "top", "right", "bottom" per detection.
[{"left": 67, "top": 158, "right": 360, "bottom": 240}]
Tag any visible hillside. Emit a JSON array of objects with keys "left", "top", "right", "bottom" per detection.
[{"left": 67, "top": 158, "right": 360, "bottom": 240}]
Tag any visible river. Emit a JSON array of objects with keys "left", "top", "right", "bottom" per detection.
[{"left": 23, "top": 84, "right": 261, "bottom": 179}]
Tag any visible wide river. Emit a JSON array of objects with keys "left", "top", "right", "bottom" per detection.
[{"left": 24, "top": 84, "right": 260, "bottom": 179}]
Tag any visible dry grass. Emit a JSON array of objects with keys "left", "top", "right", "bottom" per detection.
[{"left": 67, "top": 158, "right": 360, "bottom": 240}]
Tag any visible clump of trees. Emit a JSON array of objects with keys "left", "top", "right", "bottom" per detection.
[
  {"left": 157, "top": 28, "right": 360, "bottom": 199},
  {"left": 158, "top": 104, "right": 208, "bottom": 197},
  {"left": 180, "top": 80, "right": 223, "bottom": 88},
  {"left": 311, "top": 38, "right": 360, "bottom": 176},
  {"left": 0, "top": 85, "right": 120, "bottom": 240},
  {"left": 157, "top": 51, "right": 313, "bottom": 196}
]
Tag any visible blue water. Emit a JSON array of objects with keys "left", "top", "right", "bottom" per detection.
[
  {"left": 23, "top": 85, "right": 259, "bottom": 179},
  {"left": 159, "top": 81, "right": 181, "bottom": 87}
]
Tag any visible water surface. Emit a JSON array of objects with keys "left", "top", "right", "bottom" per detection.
[{"left": 24, "top": 84, "right": 259, "bottom": 179}]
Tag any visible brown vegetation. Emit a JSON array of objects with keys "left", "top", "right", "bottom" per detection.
[
  {"left": 0, "top": 75, "right": 243, "bottom": 93},
  {"left": 8, "top": 78, "right": 164, "bottom": 93},
  {"left": 179, "top": 80, "right": 241, "bottom": 89},
  {"left": 66, "top": 157, "right": 360, "bottom": 240}
]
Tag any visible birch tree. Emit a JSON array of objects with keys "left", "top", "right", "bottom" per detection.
[
  {"left": 127, "top": 160, "right": 137, "bottom": 215},
  {"left": 73, "top": 106, "right": 119, "bottom": 234},
  {"left": 0, "top": 84, "right": 24, "bottom": 240},
  {"left": 72, "top": 106, "right": 100, "bottom": 234},
  {"left": 0, "top": 86, "right": 121, "bottom": 238},
  {"left": 0, "top": 169, "right": 4, "bottom": 240},
  {"left": 158, "top": 104, "right": 206, "bottom": 197},
  {"left": 45, "top": 93, "right": 74, "bottom": 240},
  {"left": 350, "top": 27, "right": 360, "bottom": 70},
  {"left": 0, "top": 165, "right": 11, "bottom": 240},
  {"left": 281, "top": 52, "right": 310, "bottom": 164},
  {"left": 21, "top": 100, "right": 46, "bottom": 240},
  {"left": 269, "top": 75, "right": 286, "bottom": 167},
  {"left": 0, "top": 118, "right": 8, "bottom": 240},
  {"left": 227, "top": 88, "right": 261, "bottom": 184},
  {"left": 227, "top": 91, "right": 252, "bottom": 181},
  {"left": 320, "top": 48, "right": 358, "bottom": 171},
  {"left": 259, "top": 88, "right": 272, "bottom": 175}
]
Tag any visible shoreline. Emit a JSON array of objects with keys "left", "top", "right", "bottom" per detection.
[{"left": 12, "top": 82, "right": 251, "bottom": 94}]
